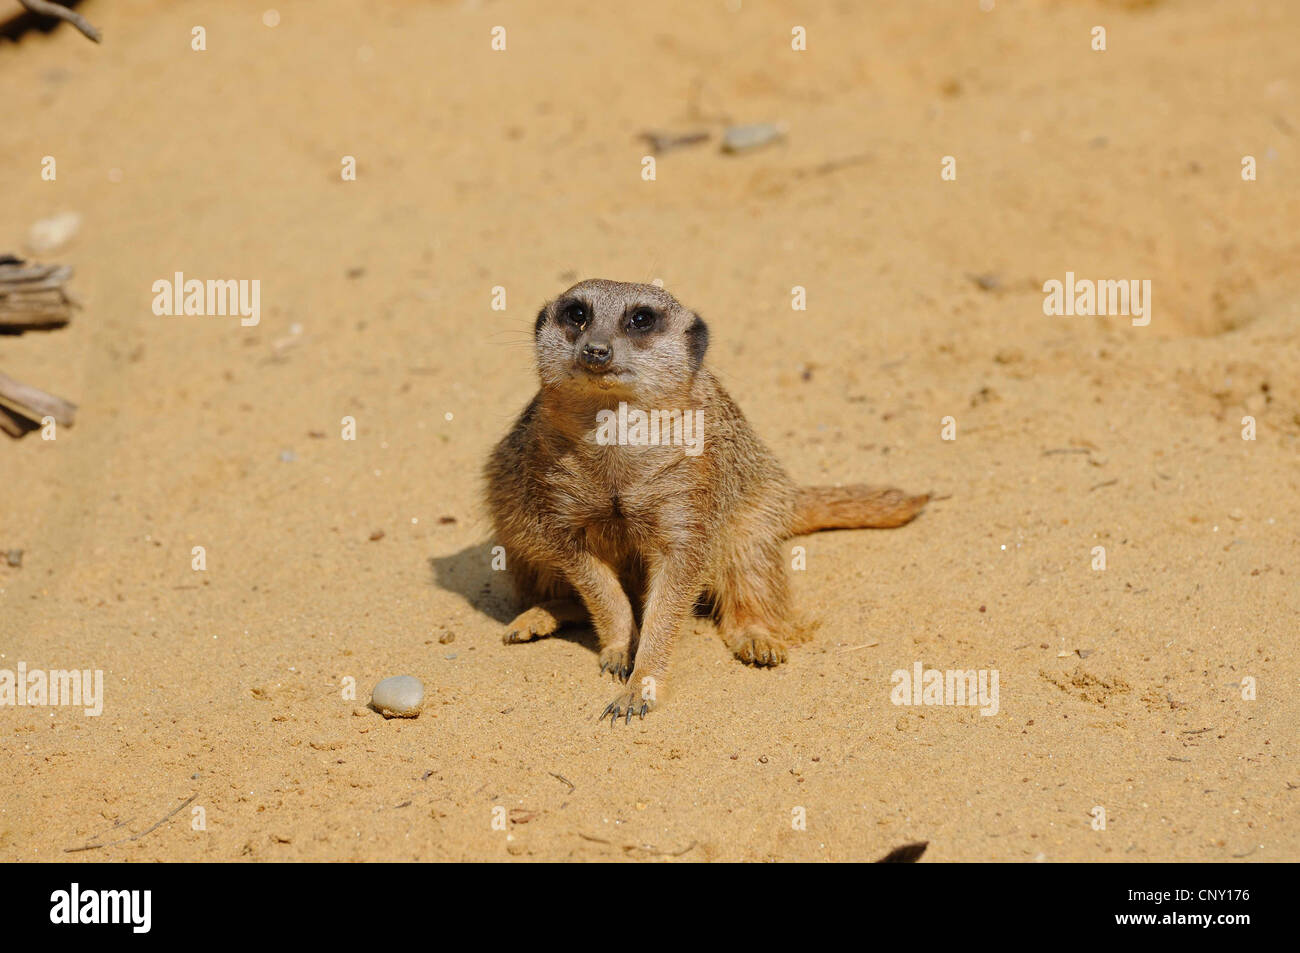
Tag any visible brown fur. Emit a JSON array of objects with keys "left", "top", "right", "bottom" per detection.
[{"left": 484, "top": 279, "right": 928, "bottom": 722}]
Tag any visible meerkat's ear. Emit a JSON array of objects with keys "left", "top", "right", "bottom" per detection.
[{"left": 686, "top": 313, "right": 709, "bottom": 367}]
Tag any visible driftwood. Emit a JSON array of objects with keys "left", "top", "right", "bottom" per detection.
[
  {"left": 15, "top": 0, "right": 101, "bottom": 43},
  {"left": 0, "top": 255, "right": 75, "bottom": 330},
  {"left": 0, "top": 370, "right": 76, "bottom": 429},
  {"left": 0, "top": 254, "right": 79, "bottom": 436}
]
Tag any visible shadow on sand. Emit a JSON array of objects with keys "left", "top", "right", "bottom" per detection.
[{"left": 428, "top": 542, "right": 600, "bottom": 653}]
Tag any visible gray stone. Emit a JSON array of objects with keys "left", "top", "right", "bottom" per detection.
[{"left": 371, "top": 675, "right": 424, "bottom": 718}]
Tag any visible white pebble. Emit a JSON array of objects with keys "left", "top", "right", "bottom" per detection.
[
  {"left": 721, "top": 122, "right": 787, "bottom": 153},
  {"left": 25, "top": 211, "right": 82, "bottom": 254},
  {"left": 371, "top": 675, "right": 424, "bottom": 717}
]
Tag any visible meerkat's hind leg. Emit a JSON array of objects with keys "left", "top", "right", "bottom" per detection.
[
  {"left": 715, "top": 533, "right": 797, "bottom": 666},
  {"left": 783, "top": 611, "right": 820, "bottom": 644},
  {"left": 503, "top": 598, "right": 587, "bottom": 644}
]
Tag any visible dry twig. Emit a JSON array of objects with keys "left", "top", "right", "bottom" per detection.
[
  {"left": 16, "top": 0, "right": 101, "bottom": 43},
  {"left": 64, "top": 793, "right": 198, "bottom": 852}
]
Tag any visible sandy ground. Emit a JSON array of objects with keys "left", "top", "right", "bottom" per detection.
[{"left": 1, "top": 0, "right": 1296, "bottom": 862}]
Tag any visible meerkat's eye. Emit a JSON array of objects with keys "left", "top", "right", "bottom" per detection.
[
  {"left": 628, "top": 307, "right": 658, "bottom": 331},
  {"left": 559, "top": 301, "right": 588, "bottom": 329}
]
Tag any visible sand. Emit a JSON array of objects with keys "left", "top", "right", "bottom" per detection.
[{"left": 1, "top": 0, "right": 1296, "bottom": 862}]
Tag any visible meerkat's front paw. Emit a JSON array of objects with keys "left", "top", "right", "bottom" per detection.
[
  {"left": 598, "top": 644, "right": 633, "bottom": 680},
  {"left": 599, "top": 672, "right": 662, "bottom": 724}
]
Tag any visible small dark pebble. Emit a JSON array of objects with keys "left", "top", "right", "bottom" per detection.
[
  {"left": 438, "top": 515, "right": 457, "bottom": 524},
  {"left": 369, "top": 529, "right": 385, "bottom": 541},
  {"left": 439, "top": 632, "right": 456, "bottom": 644},
  {"left": 5, "top": 549, "right": 22, "bottom": 568}
]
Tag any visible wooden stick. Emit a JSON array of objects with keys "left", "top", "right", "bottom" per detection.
[
  {"left": 0, "top": 370, "right": 77, "bottom": 426},
  {"left": 64, "top": 793, "right": 198, "bottom": 853},
  {"left": 0, "top": 257, "right": 75, "bottom": 329},
  {"left": 0, "top": 260, "right": 74, "bottom": 288},
  {"left": 16, "top": 0, "right": 101, "bottom": 43},
  {"left": 0, "top": 405, "right": 29, "bottom": 437},
  {"left": 0, "top": 300, "right": 73, "bottom": 329}
]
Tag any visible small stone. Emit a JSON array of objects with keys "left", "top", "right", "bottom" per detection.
[
  {"left": 369, "top": 528, "right": 385, "bottom": 541},
  {"left": 721, "top": 122, "right": 787, "bottom": 154},
  {"left": 371, "top": 675, "right": 425, "bottom": 718},
  {"left": 438, "top": 632, "right": 455, "bottom": 644},
  {"left": 25, "top": 211, "right": 82, "bottom": 254},
  {"left": 278, "top": 449, "right": 296, "bottom": 463},
  {"left": 4, "top": 549, "right": 22, "bottom": 568}
]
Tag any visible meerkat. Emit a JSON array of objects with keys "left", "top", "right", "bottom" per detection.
[{"left": 485, "top": 279, "right": 929, "bottom": 723}]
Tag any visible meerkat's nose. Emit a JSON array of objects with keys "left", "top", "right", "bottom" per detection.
[{"left": 579, "top": 341, "right": 612, "bottom": 368}]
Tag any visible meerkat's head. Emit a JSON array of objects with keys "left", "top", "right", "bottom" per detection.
[{"left": 533, "top": 279, "right": 709, "bottom": 400}]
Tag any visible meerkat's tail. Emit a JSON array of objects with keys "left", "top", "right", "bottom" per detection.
[{"left": 791, "top": 485, "right": 930, "bottom": 534}]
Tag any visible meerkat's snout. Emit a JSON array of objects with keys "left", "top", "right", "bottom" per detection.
[{"left": 577, "top": 339, "right": 613, "bottom": 371}]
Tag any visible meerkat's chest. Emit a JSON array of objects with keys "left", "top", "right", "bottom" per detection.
[{"left": 554, "top": 446, "right": 694, "bottom": 531}]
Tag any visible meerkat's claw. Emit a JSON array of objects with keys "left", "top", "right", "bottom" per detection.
[
  {"left": 601, "top": 662, "right": 631, "bottom": 680},
  {"left": 601, "top": 686, "right": 655, "bottom": 723},
  {"left": 598, "top": 647, "right": 633, "bottom": 681},
  {"left": 727, "top": 632, "right": 789, "bottom": 667}
]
